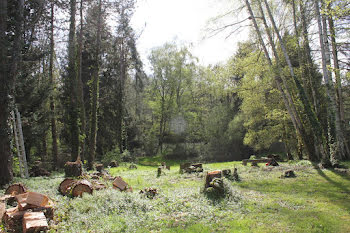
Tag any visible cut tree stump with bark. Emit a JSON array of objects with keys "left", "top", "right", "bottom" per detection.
[
  {"left": 205, "top": 170, "right": 222, "bottom": 188},
  {"left": 64, "top": 161, "right": 83, "bottom": 177},
  {"left": 109, "top": 161, "right": 118, "bottom": 167},
  {"left": 22, "top": 212, "right": 48, "bottom": 233},
  {"left": 25, "top": 192, "right": 49, "bottom": 208},
  {"left": 58, "top": 178, "right": 77, "bottom": 196},
  {"left": 71, "top": 180, "right": 93, "bottom": 197},
  {"left": 5, "top": 183, "right": 27, "bottom": 196}
]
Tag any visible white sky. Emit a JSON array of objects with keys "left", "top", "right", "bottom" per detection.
[{"left": 130, "top": 0, "right": 249, "bottom": 71}]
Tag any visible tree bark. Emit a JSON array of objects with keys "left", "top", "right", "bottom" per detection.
[
  {"left": 0, "top": 0, "right": 13, "bottom": 185},
  {"left": 77, "top": 0, "right": 86, "bottom": 162},
  {"left": 68, "top": 0, "right": 80, "bottom": 161},
  {"left": 88, "top": 0, "right": 102, "bottom": 170},
  {"left": 49, "top": 2, "right": 59, "bottom": 169}
]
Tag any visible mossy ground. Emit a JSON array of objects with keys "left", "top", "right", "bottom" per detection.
[{"left": 1, "top": 159, "right": 350, "bottom": 232}]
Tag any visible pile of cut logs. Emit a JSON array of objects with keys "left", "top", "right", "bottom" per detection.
[{"left": 0, "top": 184, "right": 54, "bottom": 233}]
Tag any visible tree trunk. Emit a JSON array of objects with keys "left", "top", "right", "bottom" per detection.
[
  {"left": 68, "top": 0, "right": 80, "bottom": 161},
  {"left": 88, "top": 0, "right": 102, "bottom": 170},
  {"left": 77, "top": 0, "right": 86, "bottom": 162},
  {"left": 0, "top": 0, "right": 12, "bottom": 186},
  {"left": 314, "top": 0, "right": 349, "bottom": 162},
  {"left": 49, "top": 3, "right": 58, "bottom": 169}
]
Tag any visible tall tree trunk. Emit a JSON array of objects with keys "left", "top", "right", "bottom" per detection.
[
  {"left": 88, "top": 0, "right": 102, "bottom": 170},
  {"left": 299, "top": 0, "right": 319, "bottom": 115},
  {"left": 0, "top": 0, "right": 13, "bottom": 186},
  {"left": 314, "top": 0, "right": 349, "bottom": 161},
  {"left": 262, "top": 0, "right": 329, "bottom": 162},
  {"left": 77, "top": 0, "right": 86, "bottom": 162},
  {"left": 68, "top": 0, "right": 80, "bottom": 161},
  {"left": 49, "top": 2, "right": 59, "bottom": 169}
]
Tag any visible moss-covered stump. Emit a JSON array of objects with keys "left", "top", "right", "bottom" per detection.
[{"left": 64, "top": 161, "right": 83, "bottom": 177}]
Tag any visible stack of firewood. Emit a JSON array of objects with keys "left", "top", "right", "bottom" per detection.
[{"left": 0, "top": 184, "right": 54, "bottom": 233}]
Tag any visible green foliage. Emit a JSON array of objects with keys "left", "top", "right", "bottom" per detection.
[{"left": 101, "top": 146, "right": 121, "bottom": 166}]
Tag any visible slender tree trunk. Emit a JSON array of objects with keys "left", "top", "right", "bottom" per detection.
[
  {"left": 88, "top": 0, "right": 102, "bottom": 170},
  {"left": 314, "top": 0, "right": 349, "bottom": 161},
  {"left": 68, "top": 0, "right": 80, "bottom": 161},
  {"left": 299, "top": 0, "right": 319, "bottom": 115},
  {"left": 0, "top": 0, "right": 13, "bottom": 186},
  {"left": 49, "top": 2, "right": 59, "bottom": 169},
  {"left": 77, "top": 0, "right": 86, "bottom": 162},
  {"left": 262, "top": 0, "right": 329, "bottom": 162}
]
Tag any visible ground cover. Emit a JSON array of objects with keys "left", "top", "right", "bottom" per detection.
[{"left": 1, "top": 159, "right": 350, "bottom": 232}]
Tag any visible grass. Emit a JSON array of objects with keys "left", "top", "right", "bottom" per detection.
[{"left": 1, "top": 158, "right": 350, "bottom": 232}]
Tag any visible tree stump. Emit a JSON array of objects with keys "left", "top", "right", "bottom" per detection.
[
  {"left": 91, "top": 180, "right": 107, "bottom": 191},
  {"left": 109, "top": 161, "right": 118, "bottom": 167},
  {"left": 5, "top": 183, "right": 27, "bottom": 196},
  {"left": 284, "top": 170, "right": 296, "bottom": 178},
  {"left": 222, "top": 169, "right": 231, "bottom": 177},
  {"left": 129, "top": 164, "right": 137, "bottom": 169},
  {"left": 64, "top": 161, "right": 83, "bottom": 177},
  {"left": 233, "top": 168, "right": 239, "bottom": 181},
  {"left": 71, "top": 180, "right": 93, "bottom": 197},
  {"left": 22, "top": 212, "right": 48, "bottom": 233},
  {"left": 157, "top": 167, "right": 162, "bottom": 177},
  {"left": 95, "top": 163, "right": 104, "bottom": 172},
  {"left": 58, "top": 178, "right": 76, "bottom": 196},
  {"left": 3, "top": 207, "right": 26, "bottom": 231},
  {"left": 205, "top": 170, "right": 222, "bottom": 188}
]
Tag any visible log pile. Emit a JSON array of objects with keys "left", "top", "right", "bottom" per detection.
[{"left": 1, "top": 185, "right": 54, "bottom": 233}]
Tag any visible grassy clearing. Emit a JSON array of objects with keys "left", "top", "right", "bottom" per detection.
[{"left": 1, "top": 159, "right": 350, "bottom": 232}]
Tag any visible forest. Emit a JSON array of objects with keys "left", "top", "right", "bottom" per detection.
[{"left": 0, "top": 0, "right": 350, "bottom": 232}]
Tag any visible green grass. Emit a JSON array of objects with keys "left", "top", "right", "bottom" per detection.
[{"left": 1, "top": 158, "right": 350, "bottom": 232}]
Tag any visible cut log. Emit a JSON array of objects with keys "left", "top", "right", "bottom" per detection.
[
  {"left": 58, "top": 178, "right": 76, "bottom": 196},
  {"left": 3, "top": 207, "right": 26, "bottom": 231},
  {"left": 15, "top": 193, "right": 34, "bottom": 211},
  {"left": 31, "top": 200, "right": 55, "bottom": 220},
  {"left": 112, "top": 176, "right": 128, "bottom": 191},
  {"left": 5, "top": 183, "right": 27, "bottom": 196},
  {"left": 205, "top": 170, "right": 222, "bottom": 188},
  {"left": 0, "top": 194, "right": 15, "bottom": 204},
  {"left": 22, "top": 212, "right": 48, "bottom": 233},
  {"left": 71, "top": 180, "right": 93, "bottom": 197},
  {"left": 25, "top": 192, "right": 49, "bottom": 208},
  {"left": 64, "top": 161, "right": 83, "bottom": 177}
]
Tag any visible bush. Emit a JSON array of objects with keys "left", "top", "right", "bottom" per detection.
[
  {"left": 102, "top": 146, "right": 121, "bottom": 166},
  {"left": 121, "top": 149, "right": 135, "bottom": 162}
]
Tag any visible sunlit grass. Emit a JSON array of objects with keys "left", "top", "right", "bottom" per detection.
[{"left": 1, "top": 157, "right": 350, "bottom": 232}]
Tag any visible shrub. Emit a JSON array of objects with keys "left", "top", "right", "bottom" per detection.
[{"left": 102, "top": 146, "right": 121, "bottom": 166}]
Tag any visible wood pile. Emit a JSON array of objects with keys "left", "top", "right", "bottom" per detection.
[
  {"left": 64, "top": 161, "right": 83, "bottom": 177},
  {"left": 180, "top": 163, "right": 203, "bottom": 173},
  {"left": 112, "top": 176, "right": 133, "bottom": 192},
  {"left": 1, "top": 185, "right": 53, "bottom": 233}
]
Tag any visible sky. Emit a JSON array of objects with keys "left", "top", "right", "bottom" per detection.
[{"left": 130, "top": 0, "right": 249, "bottom": 71}]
